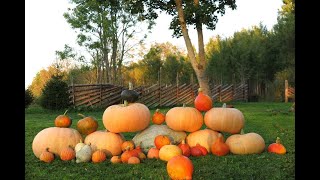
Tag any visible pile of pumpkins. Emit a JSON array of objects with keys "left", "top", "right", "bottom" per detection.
[{"left": 32, "top": 84, "right": 286, "bottom": 179}]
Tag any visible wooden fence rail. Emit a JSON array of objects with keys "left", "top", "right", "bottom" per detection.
[{"left": 69, "top": 83, "right": 248, "bottom": 108}]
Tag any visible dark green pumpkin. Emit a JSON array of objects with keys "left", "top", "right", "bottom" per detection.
[{"left": 121, "top": 89, "right": 139, "bottom": 103}]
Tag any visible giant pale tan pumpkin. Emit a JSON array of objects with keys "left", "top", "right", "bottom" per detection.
[
  {"left": 225, "top": 129, "right": 265, "bottom": 154},
  {"left": 165, "top": 105, "right": 203, "bottom": 132},
  {"left": 32, "top": 127, "right": 83, "bottom": 158},
  {"left": 204, "top": 103, "right": 245, "bottom": 134},
  {"left": 102, "top": 102, "right": 150, "bottom": 133},
  {"left": 186, "top": 129, "right": 220, "bottom": 153},
  {"left": 84, "top": 130, "right": 124, "bottom": 157}
]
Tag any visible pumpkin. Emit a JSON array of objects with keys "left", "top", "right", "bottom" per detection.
[
  {"left": 267, "top": 137, "right": 286, "bottom": 155},
  {"left": 132, "top": 142, "right": 143, "bottom": 154},
  {"left": 178, "top": 140, "right": 191, "bottom": 157},
  {"left": 138, "top": 152, "right": 147, "bottom": 161},
  {"left": 84, "top": 130, "right": 124, "bottom": 157},
  {"left": 132, "top": 125, "right": 187, "bottom": 153},
  {"left": 54, "top": 110, "right": 72, "bottom": 128},
  {"left": 167, "top": 155, "right": 193, "bottom": 180},
  {"left": 152, "top": 109, "right": 165, "bottom": 125},
  {"left": 194, "top": 143, "right": 208, "bottom": 156},
  {"left": 77, "top": 114, "right": 98, "bottom": 135},
  {"left": 110, "top": 156, "right": 122, "bottom": 164},
  {"left": 204, "top": 103, "right": 245, "bottom": 134},
  {"left": 121, "top": 148, "right": 139, "bottom": 163},
  {"left": 92, "top": 150, "right": 107, "bottom": 163},
  {"left": 190, "top": 146, "right": 203, "bottom": 157},
  {"left": 211, "top": 133, "right": 229, "bottom": 156},
  {"left": 121, "top": 141, "right": 135, "bottom": 152},
  {"left": 154, "top": 135, "right": 171, "bottom": 149},
  {"left": 39, "top": 148, "right": 54, "bottom": 163},
  {"left": 102, "top": 102, "right": 150, "bottom": 133},
  {"left": 128, "top": 156, "right": 140, "bottom": 164},
  {"left": 147, "top": 148, "right": 160, "bottom": 159},
  {"left": 225, "top": 129, "right": 265, "bottom": 154},
  {"left": 32, "top": 127, "right": 82, "bottom": 158},
  {"left": 60, "top": 146, "right": 75, "bottom": 161},
  {"left": 165, "top": 105, "right": 203, "bottom": 132},
  {"left": 159, "top": 145, "right": 182, "bottom": 161},
  {"left": 194, "top": 88, "right": 213, "bottom": 112},
  {"left": 120, "top": 82, "right": 139, "bottom": 103},
  {"left": 186, "top": 129, "right": 220, "bottom": 153}
]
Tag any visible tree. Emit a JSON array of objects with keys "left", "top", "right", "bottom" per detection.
[{"left": 125, "top": 0, "right": 237, "bottom": 96}]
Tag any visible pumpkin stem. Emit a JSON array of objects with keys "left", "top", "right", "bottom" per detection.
[
  {"left": 181, "top": 139, "right": 186, "bottom": 144},
  {"left": 198, "top": 88, "right": 203, "bottom": 92},
  {"left": 129, "top": 82, "right": 133, "bottom": 90},
  {"left": 240, "top": 129, "right": 245, "bottom": 135},
  {"left": 183, "top": 103, "right": 186, "bottom": 107},
  {"left": 276, "top": 137, "right": 281, "bottom": 144},
  {"left": 123, "top": 100, "right": 128, "bottom": 107},
  {"left": 63, "top": 109, "right": 69, "bottom": 115},
  {"left": 218, "top": 133, "right": 222, "bottom": 138},
  {"left": 222, "top": 103, "right": 227, "bottom": 108},
  {"left": 79, "top": 139, "right": 83, "bottom": 143},
  {"left": 156, "top": 109, "right": 160, "bottom": 113},
  {"left": 78, "top": 113, "right": 86, "bottom": 118},
  {"left": 45, "top": 147, "right": 50, "bottom": 152},
  {"left": 87, "top": 142, "right": 91, "bottom": 146}
]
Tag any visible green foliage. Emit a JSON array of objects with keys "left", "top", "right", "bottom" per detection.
[
  {"left": 39, "top": 75, "right": 70, "bottom": 110},
  {"left": 25, "top": 89, "right": 34, "bottom": 108}
]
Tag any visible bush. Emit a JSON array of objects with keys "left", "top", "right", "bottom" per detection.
[
  {"left": 25, "top": 89, "right": 34, "bottom": 108},
  {"left": 39, "top": 75, "right": 70, "bottom": 110}
]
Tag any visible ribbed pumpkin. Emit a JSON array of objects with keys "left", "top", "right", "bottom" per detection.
[
  {"left": 186, "top": 129, "right": 220, "bottom": 153},
  {"left": 152, "top": 109, "right": 165, "bottom": 125},
  {"left": 60, "top": 146, "right": 75, "bottom": 161},
  {"left": 165, "top": 105, "right": 203, "bottom": 132},
  {"left": 121, "top": 141, "right": 135, "bottom": 152},
  {"left": 84, "top": 130, "right": 124, "bottom": 157},
  {"left": 211, "top": 133, "right": 229, "bottom": 156},
  {"left": 32, "top": 127, "right": 83, "bottom": 158},
  {"left": 267, "top": 137, "right": 286, "bottom": 155},
  {"left": 39, "top": 148, "right": 54, "bottom": 163},
  {"left": 77, "top": 114, "right": 98, "bottom": 135},
  {"left": 226, "top": 129, "right": 265, "bottom": 154},
  {"left": 159, "top": 145, "right": 182, "bottom": 161},
  {"left": 54, "top": 110, "right": 72, "bottom": 128},
  {"left": 167, "top": 155, "right": 193, "bottom": 180},
  {"left": 154, "top": 135, "right": 171, "bottom": 149},
  {"left": 194, "top": 88, "right": 213, "bottom": 112},
  {"left": 102, "top": 102, "right": 150, "bottom": 133},
  {"left": 204, "top": 103, "right": 245, "bottom": 134},
  {"left": 92, "top": 150, "right": 107, "bottom": 163}
]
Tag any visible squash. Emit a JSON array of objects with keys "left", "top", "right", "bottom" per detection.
[
  {"left": 267, "top": 137, "right": 286, "bottom": 155},
  {"left": 54, "top": 110, "right": 72, "bottom": 128},
  {"left": 32, "top": 127, "right": 82, "bottom": 158},
  {"left": 77, "top": 114, "right": 98, "bottom": 135},
  {"left": 190, "top": 146, "right": 203, "bottom": 157},
  {"left": 226, "top": 129, "right": 265, "bottom": 154},
  {"left": 204, "top": 103, "right": 245, "bottom": 134},
  {"left": 159, "top": 145, "right": 182, "bottom": 161},
  {"left": 39, "top": 148, "right": 54, "bottom": 163},
  {"left": 138, "top": 152, "right": 147, "bottom": 161},
  {"left": 154, "top": 135, "right": 171, "bottom": 149},
  {"left": 152, "top": 109, "right": 165, "bottom": 125},
  {"left": 121, "top": 141, "right": 135, "bottom": 152},
  {"left": 92, "top": 150, "right": 106, "bottom": 163},
  {"left": 128, "top": 156, "right": 140, "bottom": 164},
  {"left": 178, "top": 140, "right": 191, "bottom": 157},
  {"left": 147, "top": 148, "right": 159, "bottom": 159},
  {"left": 110, "top": 156, "right": 122, "bottom": 164},
  {"left": 120, "top": 82, "right": 139, "bottom": 103},
  {"left": 60, "top": 146, "right": 75, "bottom": 161},
  {"left": 211, "top": 133, "right": 229, "bottom": 156},
  {"left": 167, "top": 155, "right": 193, "bottom": 180},
  {"left": 75, "top": 139, "right": 86, "bottom": 153},
  {"left": 186, "top": 129, "right": 220, "bottom": 153},
  {"left": 121, "top": 148, "right": 139, "bottom": 163},
  {"left": 84, "top": 130, "right": 124, "bottom": 157},
  {"left": 166, "top": 104, "right": 203, "bottom": 132},
  {"left": 76, "top": 143, "right": 92, "bottom": 163},
  {"left": 194, "top": 88, "right": 213, "bottom": 112}
]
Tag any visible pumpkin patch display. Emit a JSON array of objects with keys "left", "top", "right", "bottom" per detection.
[
  {"left": 165, "top": 105, "right": 203, "bottom": 132},
  {"left": 211, "top": 133, "right": 229, "bottom": 156},
  {"left": 32, "top": 127, "right": 83, "bottom": 158},
  {"left": 167, "top": 155, "right": 194, "bottom": 180},
  {"left": 226, "top": 129, "right": 265, "bottom": 155},
  {"left": 39, "top": 148, "right": 54, "bottom": 163},
  {"left": 154, "top": 135, "right": 171, "bottom": 149},
  {"left": 54, "top": 110, "right": 72, "bottom": 128},
  {"left": 84, "top": 130, "right": 124, "bottom": 157},
  {"left": 204, "top": 103, "right": 245, "bottom": 134},
  {"left": 152, "top": 109, "right": 166, "bottom": 125},
  {"left": 194, "top": 88, "right": 213, "bottom": 112},
  {"left": 76, "top": 114, "right": 98, "bottom": 135},
  {"left": 267, "top": 137, "right": 287, "bottom": 155},
  {"left": 186, "top": 129, "right": 220, "bottom": 153},
  {"left": 159, "top": 145, "right": 182, "bottom": 161}
]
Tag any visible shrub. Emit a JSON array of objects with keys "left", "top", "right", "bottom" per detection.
[
  {"left": 25, "top": 89, "right": 34, "bottom": 108},
  {"left": 39, "top": 75, "right": 70, "bottom": 110}
]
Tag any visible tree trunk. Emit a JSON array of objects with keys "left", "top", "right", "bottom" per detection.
[
  {"left": 175, "top": 0, "right": 211, "bottom": 97},
  {"left": 103, "top": 48, "right": 109, "bottom": 83},
  {"left": 111, "top": 36, "right": 118, "bottom": 84}
]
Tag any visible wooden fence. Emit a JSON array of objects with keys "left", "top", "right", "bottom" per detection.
[
  {"left": 285, "top": 80, "right": 295, "bottom": 102},
  {"left": 69, "top": 83, "right": 248, "bottom": 108}
]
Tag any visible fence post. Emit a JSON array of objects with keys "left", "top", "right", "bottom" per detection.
[
  {"left": 176, "top": 72, "right": 179, "bottom": 104},
  {"left": 219, "top": 86, "right": 222, "bottom": 102},
  {"left": 71, "top": 77, "right": 75, "bottom": 107},
  {"left": 100, "top": 83, "right": 102, "bottom": 106},
  {"left": 159, "top": 67, "right": 162, "bottom": 107},
  {"left": 285, "top": 80, "right": 288, "bottom": 103}
]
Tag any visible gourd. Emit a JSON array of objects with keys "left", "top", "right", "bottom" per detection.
[
  {"left": 54, "top": 110, "right": 72, "bottom": 128},
  {"left": 77, "top": 114, "right": 98, "bottom": 135},
  {"left": 152, "top": 109, "right": 165, "bottom": 125},
  {"left": 267, "top": 137, "right": 286, "bottom": 155},
  {"left": 75, "top": 139, "right": 86, "bottom": 153},
  {"left": 211, "top": 133, "right": 229, "bottom": 156},
  {"left": 178, "top": 140, "right": 191, "bottom": 157},
  {"left": 76, "top": 143, "right": 92, "bottom": 163},
  {"left": 194, "top": 88, "right": 213, "bottom": 112}
]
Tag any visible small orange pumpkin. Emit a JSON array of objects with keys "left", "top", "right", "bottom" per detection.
[
  {"left": 77, "top": 114, "right": 98, "bottom": 135},
  {"left": 92, "top": 150, "right": 107, "bottom": 163},
  {"left": 121, "top": 141, "right": 135, "bottom": 152},
  {"left": 54, "top": 110, "right": 72, "bottom": 128},
  {"left": 128, "top": 156, "right": 140, "bottom": 164},
  {"left": 167, "top": 155, "right": 193, "bottom": 180},
  {"left": 178, "top": 140, "right": 191, "bottom": 157},
  {"left": 60, "top": 146, "right": 75, "bottom": 161},
  {"left": 195, "top": 143, "right": 208, "bottom": 156},
  {"left": 268, "top": 137, "right": 286, "bottom": 155},
  {"left": 154, "top": 135, "right": 171, "bottom": 150},
  {"left": 152, "top": 109, "right": 165, "bottom": 125},
  {"left": 39, "top": 148, "right": 54, "bottom": 163},
  {"left": 110, "top": 156, "right": 122, "bottom": 164},
  {"left": 147, "top": 148, "right": 160, "bottom": 159},
  {"left": 211, "top": 133, "right": 229, "bottom": 156},
  {"left": 194, "top": 88, "right": 213, "bottom": 112},
  {"left": 190, "top": 146, "right": 203, "bottom": 157},
  {"left": 121, "top": 148, "right": 139, "bottom": 163}
]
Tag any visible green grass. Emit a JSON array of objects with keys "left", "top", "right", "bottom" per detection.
[{"left": 25, "top": 102, "right": 295, "bottom": 179}]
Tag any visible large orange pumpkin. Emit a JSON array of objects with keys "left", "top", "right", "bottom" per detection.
[
  {"left": 204, "top": 103, "right": 245, "bottom": 134},
  {"left": 32, "top": 127, "right": 83, "bottom": 158},
  {"left": 186, "top": 129, "right": 220, "bottom": 153},
  {"left": 194, "top": 88, "right": 213, "bottom": 112},
  {"left": 84, "top": 130, "right": 124, "bottom": 157},
  {"left": 102, "top": 102, "right": 150, "bottom": 133},
  {"left": 165, "top": 105, "right": 203, "bottom": 132}
]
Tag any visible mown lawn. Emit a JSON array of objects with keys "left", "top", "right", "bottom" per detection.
[{"left": 25, "top": 102, "right": 295, "bottom": 179}]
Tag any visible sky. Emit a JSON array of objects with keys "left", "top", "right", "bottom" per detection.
[{"left": 25, "top": 0, "right": 283, "bottom": 89}]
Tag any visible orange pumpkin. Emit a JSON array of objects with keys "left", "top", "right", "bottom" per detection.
[
  {"left": 147, "top": 148, "right": 160, "bottom": 159},
  {"left": 194, "top": 88, "right": 213, "bottom": 112},
  {"left": 110, "top": 156, "right": 122, "bottom": 164},
  {"left": 84, "top": 130, "right": 124, "bottom": 157},
  {"left": 92, "top": 150, "right": 107, "bottom": 163},
  {"left": 152, "top": 109, "right": 165, "bottom": 125},
  {"left": 128, "top": 156, "right": 140, "bottom": 164},
  {"left": 121, "top": 141, "right": 135, "bottom": 152},
  {"left": 159, "top": 145, "right": 182, "bottom": 161},
  {"left": 204, "top": 103, "right": 245, "bottom": 134},
  {"left": 167, "top": 155, "right": 193, "bottom": 180},
  {"left": 77, "top": 114, "right": 98, "bottom": 135},
  {"left": 54, "top": 110, "right": 72, "bottom": 128},
  {"left": 186, "top": 129, "right": 220, "bottom": 153},
  {"left": 267, "top": 137, "right": 286, "bottom": 155},
  {"left": 178, "top": 140, "right": 191, "bottom": 157},
  {"left": 121, "top": 149, "right": 139, "bottom": 163},
  {"left": 102, "top": 102, "right": 150, "bottom": 133},
  {"left": 32, "top": 127, "right": 82, "bottom": 158},
  {"left": 60, "top": 146, "right": 75, "bottom": 161},
  {"left": 211, "top": 133, "right": 229, "bottom": 156},
  {"left": 39, "top": 148, "right": 54, "bottom": 163},
  {"left": 194, "top": 143, "right": 208, "bottom": 156},
  {"left": 165, "top": 105, "right": 203, "bottom": 132},
  {"left": 190, "top": 146, "right": 203, "bottom": 157},
  {"left": 154, "top": 135, "right": 171, "bottom": 150},
  {"left": 138, "top": 152, "right": 147, "bottom": 161}
]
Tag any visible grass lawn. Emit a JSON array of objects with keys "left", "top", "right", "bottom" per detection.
[{"left": 25, "top": 102, "right": 295, "bottom": 179}]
